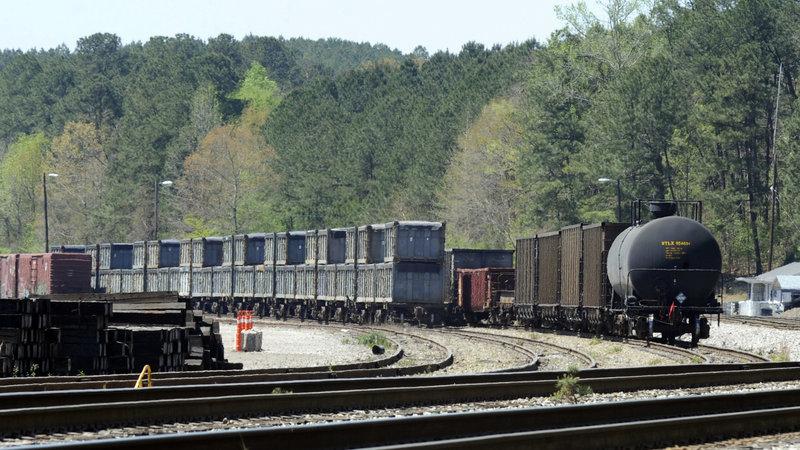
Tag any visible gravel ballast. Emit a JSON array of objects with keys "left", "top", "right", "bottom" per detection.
[
  {"left": 698, "top": 321, "right": 798, "bottom": 361},
  {"left": 221, "top": 323, "right": 382, "bottom": 370},
  {"left": 6, "top": 380, "right": 800, "bottom": 447}
]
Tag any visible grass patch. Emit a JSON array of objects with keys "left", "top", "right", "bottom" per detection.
[
  {"left": 271, "top": 387, "right": 292, "bottom": 394},
  {"left": 647, "top": 358, "right": 664, "bottom": 366},
  {"left": 608, "top": 345, "right": 622, "bottom": 354},
  {"left": 690, "top": 355, "right": 705, "bottom": 364},
  {"left": 770, "top": 345, "right": 791, "bottom": 362},
  {"left": 357, "top": 332, "right": 394, "bottom": 349},
  {"left": 552, "top": 367, "right": 592, "bottom": 402},
  {"left": 589, "top": 337, "right": 602, "bottom": 346}
]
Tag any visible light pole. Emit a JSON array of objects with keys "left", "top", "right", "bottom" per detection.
[
  {"left": 598, "top": 177, "right": 622, "bottom": 222},
  {"left": 43, "top": 173, "right": 59, "bottom": 252},
  {"left": 154, "top": 180, "right": 173, "bottom": 239}
]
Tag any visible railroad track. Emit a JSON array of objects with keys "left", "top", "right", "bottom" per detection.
[
  {"left": 721, "top": 315, "right": 800, "bottom": 331},
  {"left": 2, "top": 363, "right": 800, "bottom": 437},
  {"left": 435, "top": 329, "right": 541, "bottom": 372},
  {"left": 445, "top": 327, "right": 597, "bottom": 369},
  {"left": 694, "top": 343, "right": 769, "bottom": 363},
  {"left": 23, "top": 387, "right": 800, "bottom": 450},
  {"left": 0, "top": 324, "right": 453, "bottom": 393}
]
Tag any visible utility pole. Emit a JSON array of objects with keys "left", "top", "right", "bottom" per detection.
[
  {"left": 154, "top": 180, "right": 159, "bottom": 240},
  {"left": 154, "top": 180, "right": 173, "bottom": 239},
  {"left": 42, "top": 172, "right": 59, "bottom": 252},
  {"left": 43, "top": 173, "right": 49, "bottom": 252},
  {"left": 768, "top": 63, "right": 783, "bottom": 271},
  {"left": 616, "top": 179, "right": 622, "bottom": 222}
]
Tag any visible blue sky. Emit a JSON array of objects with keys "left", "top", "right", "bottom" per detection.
[{"left": 0, "top": 0, "right": 575, "bottom": 52}]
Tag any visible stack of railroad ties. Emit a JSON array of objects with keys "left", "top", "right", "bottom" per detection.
[{"left": 0, "top": 252, "right": 239, "bottom": 376}]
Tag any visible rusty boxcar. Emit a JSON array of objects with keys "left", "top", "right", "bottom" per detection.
[
  {"left": 3, "top": 253, "right": 92, "bottom": 298},
  {"left": 456, "top": 268, "right": 515, "bottom": 323}
]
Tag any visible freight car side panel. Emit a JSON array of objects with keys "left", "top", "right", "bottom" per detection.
[
  {"left": 221, "top": 236, "right": 234, "bottom": 266},
  {"left": 212, "top": 266, "right": 233, "bottom": 297},
  {"left": 376, "top": 262, "right": 444, "bottom": 305},
  {"left": 16, "top": 253, "right": 92, "bottom": 296},
  {"left": 359, "top": 264, "right": 377, "bottom": 302},
  {"left": 296, "top": 264, "right": 317, "bottom": 300},
  {"left": 335, "top": 264, "right": 356, "bottom": 301},
  {"left": 254, "top": 265, "right": 274, "bottom": 298},
  {"left": 383, "top": 221, "right": 444, "bottom": 262},
  {"left": 304, "top": 230, "right": 319, "bottom": 265},
  {"left": 514, "top": 237, "right": 537, "bottom": 308},
  {"left": 132, "top": 241, "right": 146, "bottom": 269},
  {"left": 0, "top": 254, "right": 18, "bottom": 299},
  {"left": 317, "top": 264, "right": 336, "bottom": 300},
  {"left": 537, "top": 232, "right": 560, "bottom": 307},
  {"left": 559, "top": 225, "right": 582, "bottom": 308},
  {"left": 234, "top": 265, "right": 255, "bottom": 297},
  {"left": 582, "top": 222, "right": 628, "bottom": 309}
]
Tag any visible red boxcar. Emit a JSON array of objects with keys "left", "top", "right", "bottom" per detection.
[
  {"left": 456, "top": 268, "right": 515, "bottom": 323},
  {"left": 0, "top": 253, "right": 92, "bottom": 298},
  {"left": 0, "top": 254, "right": 19, "bottom": 299}
]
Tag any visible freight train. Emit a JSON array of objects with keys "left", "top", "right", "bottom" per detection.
[
  {"left": 38, "top": 200, "right": 722, "bottom": 345},
  {"left": 512, "top": 200, "right": 722, "bottom": 345},
  {"left": 50, "top": 222, "right": 455, "bottom": 325}
]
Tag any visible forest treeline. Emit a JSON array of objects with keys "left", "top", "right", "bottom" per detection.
[{"left": 1, "top": 0, "right": 799, "bottom": 276}]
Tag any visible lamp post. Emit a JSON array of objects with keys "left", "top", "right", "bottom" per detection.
[
  {"left": 154, "top": 180, "right": 173, "bottom": 239},
  {"left": 43, "top": 173, "right": 59, "bottom": 252},
  {"left": 598, "top": 177, "right": 622, "bottom": 222}
]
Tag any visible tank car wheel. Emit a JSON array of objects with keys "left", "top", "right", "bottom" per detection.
[
  {"left": 334, "top": 307, "right": 343, "bottom": 323},
  {"left": 320, "top": 306, "right": 329, "bottom": 324},
  {"left": 690, "top": 331, "right": 700, "bottom": 347}
]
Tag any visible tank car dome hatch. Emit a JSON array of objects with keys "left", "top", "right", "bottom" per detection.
[
  {"left": 648, "top": 201, "right": 678, "bottom": 219},
  {"left": 606, "top": 215, "right": 722, "bottom": 307}
]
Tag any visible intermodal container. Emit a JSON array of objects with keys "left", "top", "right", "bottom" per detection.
[{"left": 382, "top": 221, "right": 444, "bottom": 262}]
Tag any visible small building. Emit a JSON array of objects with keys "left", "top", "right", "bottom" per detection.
[
  {"left": 736, "top": 262, "right": 800, "bottom": 303},
  {"left": 775, "top": 275, "right": 800, "bottom": 305}
]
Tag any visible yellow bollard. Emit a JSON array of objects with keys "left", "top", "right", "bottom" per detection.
[{"left": 134, "top": 365, "right": 152, "bottom": 388}]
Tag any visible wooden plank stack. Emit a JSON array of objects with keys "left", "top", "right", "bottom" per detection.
[
  {"left": 0, "top": 298, "right": 53, "bottom": 376},
  {"left": 49, "top": 300, "right": 112, "bottom": 375},
  {"left": 186, "top": 314, "right": 232, "bottom": 370},
  {"left": 0, "top": 292, "right": 238, "bottom": 377}
]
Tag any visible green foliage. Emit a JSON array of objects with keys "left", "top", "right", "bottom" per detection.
[
  {"left": 0, "top": 0, "right": 799, "bottom": 275},
  {"left": 231, "top": 62, "right": 281, "bottom": 114},
  {"left": 552, "top": 366, "right": 592, "bottom": 402},
  {"left": 270, "top": 387, "right": 292, "bottom": 394},
  {"left": 0, "top": 133, "right": 47, "bottom": 251},
  {"left": 266, "top": 43, "right": 533, "bottom": 228},
  {"left": 770, "top": 345, "right": 791, "bottom": 362},
  {"left": 356, "top": 332, "right": 393, "bottom": 349},
  {"left": 283, "top": 37, "right": 404, "bottom": 76}
]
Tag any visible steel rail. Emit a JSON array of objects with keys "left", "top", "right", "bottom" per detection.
[
  {"left": 696, "top": 343, "right": 769, "bottom": 363},
  {"left": 721, "top": 315, "right": 800, "bottom": 331},
  {"left": 0, "top": 362, "right": 796, "bottom": 410},
  {"left": 4, "top": 365, "right": 800, "bottom": 436},
  {"left": 0, "top": 361, "right": 795, "bottom": 409},
  {"left": 447, "top": 327, "right": 597, "bottom": 368},
  {"left": 17, "top": 386, "right": 800, "bottom": 449},
  {"left": 435, "top": 330, "right": 540, "bottom": 372}
]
